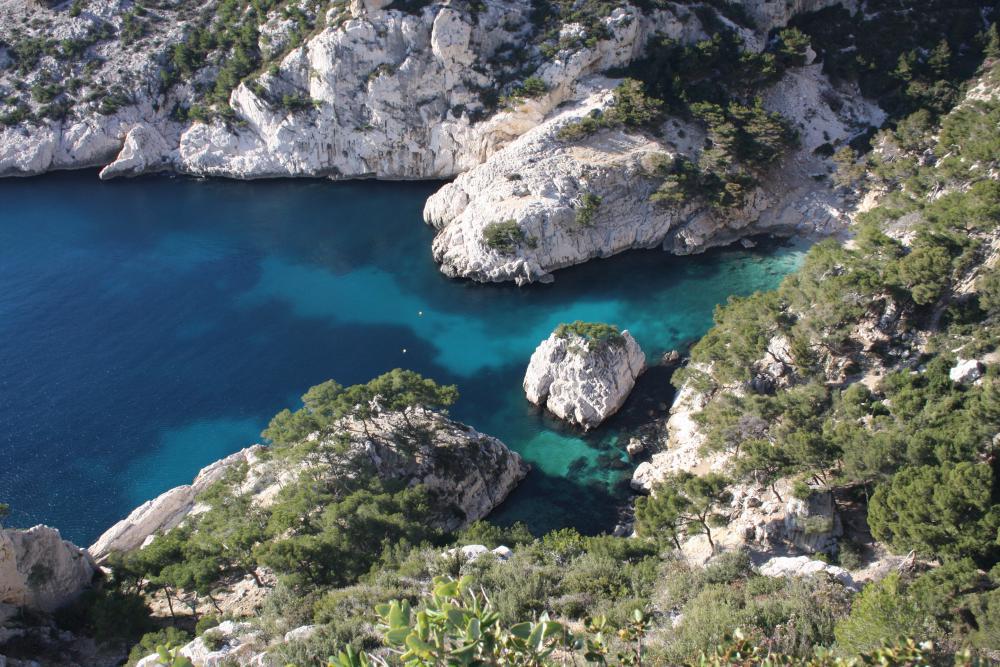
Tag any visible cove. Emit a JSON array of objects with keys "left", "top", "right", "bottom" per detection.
[{"left": 0, "top": 171, "right": 804, "bottom": 545}]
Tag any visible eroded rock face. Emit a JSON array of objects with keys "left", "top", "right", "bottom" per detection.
[
  {"left": 0, "top": 525, "right": 96, "bottom": 613},
  {"left": 426, "top": 62, "right": 883, "bottom": 284},
  {"left": 524, "top": 328, "right": 645, "bottom": 429}
]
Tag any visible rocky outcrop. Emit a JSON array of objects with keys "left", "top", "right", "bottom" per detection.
[
  {"left": 443, "top": 544, "right": 514, "bottom": 563},
  {"left": 90, "top": 446, "right": 266, "bottom": 561},
  {"left": 0, "top": 525, "right": 96, "bottom": 612},
  {"left": 425, "top": 62, "right": 883, "bottom": 284},
  {"left": 91, "top": 407, "right": 527, "bottom": 561},
  {"left": 524, "top": 327, "right": 645, "bottom": 429},
  {"left": 135, "top": 621, "right": 262, "bottom": 667},
  {"left": 783, "top": 490, "right": 843, "bottom": 554},
  {"left": 758, "top": 555, "right": 859, "bottom": 591},
  {"left": 950, "top": 358, "right": 985, "bottom": 384}
]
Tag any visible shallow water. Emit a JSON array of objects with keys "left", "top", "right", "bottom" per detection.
[{"left": 0, "top": 171, "right": 803, "bottom": 544}]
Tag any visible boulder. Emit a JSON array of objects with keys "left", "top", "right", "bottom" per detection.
[
  {"left": 442, "top": 544, "right": 513, "bottom": 563},
  {"left": 758, "top": 555, "right": 859, "bottom": 591},
  {"left": 0, "top": 525, "right": 96, "bottom": 613},
  {"left": 524, "top": 327, "right": 646, "bottom": 429},
  {"left": 626, "top": 438, "right": 645, "bottom": 458},
  {"left": 950, "top": 358, "right": 984, "bottom": 384}
]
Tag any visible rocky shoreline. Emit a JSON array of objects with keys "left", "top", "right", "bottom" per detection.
[{"left": 0, "top": 0, "right": 866, "bottom": 285}]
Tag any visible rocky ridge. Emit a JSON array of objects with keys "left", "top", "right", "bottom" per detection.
[{"left": 426, "top": 61, "right": 882, "bottom": 284}]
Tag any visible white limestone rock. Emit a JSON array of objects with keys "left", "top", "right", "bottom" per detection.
[
  {"left": 950, "top": 358, "right": 985, "bottom": 384},
  {"left": 0, "top": 525, "right": 96, "bottom": 612},
  {"left": 524, "top": 327, "right": 645, "bottom": 429},
  {"left": 89, "top": 446, "right": 266, "bottom": 561},
  {"left": 426, "top": 62, "right": 883, "bottom": 284},
  {"left": 442, "top": 544, "right": 513, "bottom": 563},
  {"left": 283, "top": 624, "right": 320, "bottom": 644},
  {"left": 99, "top": 124, "right": 173, "bottom": 179},
  {"left": 759, "top": 555, "right": 859, "bottom": 591}
]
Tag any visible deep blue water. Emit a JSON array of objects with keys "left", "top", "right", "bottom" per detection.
[{"left": 0, "top": 171, "right": 803, "bottom": 545}]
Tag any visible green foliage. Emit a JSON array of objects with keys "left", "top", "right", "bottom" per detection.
[
  {"left": 126, "top": 628, "right": 192, "bottom": 666},
  {"left": 791, "top": 0, "right": 994, "bottom": 118},
  {"left": 635, "top": 472, "right": 732, "bottom": 552},
  {"left": 150, "top": 645, "right": 194, "bottom": 667},
  {"left": 0, "top": 502, "right": 8, "bottom": 521},
  {"left": 482, "top": 220, "right": 526, "bottom": 254},
  {"left": 373, "top": 575, "right": 576, "bottom": 665},
  {"left": 262, "top": 369, "right": 458, "bottom": 447},
  {"left": 574, "top": 192, "right": 602, "bottom": 227},
  {"left": 835, "top": 561, "right": 998, "bottom": 656},
  {"left": 774, "top": 27, "right": 812, "bottom": 67},
  {"left": 556, "top": 78, "right": 662, "bottom": 140},
  {"left": 978, "top": 266, "right": 1000, "bottom": 315},
  {"left": 56, "top": 589, "right": 153, "bottom": 643},
  {"left": 194, "top": 614, "right": 221, "bottom": 635},
  {"left": 868, "top": 462, "right": 1000, "bottom": 565},
  {"left": 456, "top": 521, "right": 534, "bottom": 549},
  {"left": 281, "top": 93, "right": 316, "bottom": 112},
  {"left": 502, "top": 76, "right": 548, "bottom": 107},
  {"left": 554, "top": 320, "right": 624, "bottom": 350}
]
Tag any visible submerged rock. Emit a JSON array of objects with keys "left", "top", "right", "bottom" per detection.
[{"left": 524, "top": 324, "right": 645, "bottom": 429}]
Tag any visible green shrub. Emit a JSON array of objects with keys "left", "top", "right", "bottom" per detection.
[
  {"left": 194, "top": 615, "right": 220, "bottom": 635},
  {"left": 126, "top": 628, "right": 192, "bottom": 666},
  {"left": 574, "top": 192, "right": 602, "bottom": 227},
  {"left": 553, "top": 321, "right": 624, "bottom": 350},
  {"left": 482, "top": 220, "right": 526, "bottom": 254}
]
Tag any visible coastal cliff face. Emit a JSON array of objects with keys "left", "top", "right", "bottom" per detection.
[
  {"left": 630, "top": 68, "right": 1000, "bottom": 569},
  {"left": 2, "top": 0, "right": 859, "bottom": 283},
  {"left": 0, "top": 0, "right": 843, "bottom": 179},
  {"left": 0, "top": 525, "right": 96, "bottom": 614}
]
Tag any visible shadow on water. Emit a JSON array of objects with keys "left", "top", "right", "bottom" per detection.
[{"left": 0, "top": 171, "right": 805, "bottom": 543}]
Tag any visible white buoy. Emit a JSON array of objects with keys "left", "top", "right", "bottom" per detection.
[
  {"left": 418, "top": 311, "right": 424, "bottom": 317},
  {"left": 402, "top": 348, "right": 407, "bottom": 353}
]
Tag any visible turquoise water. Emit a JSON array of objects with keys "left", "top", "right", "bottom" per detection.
[{"left": 0, "top": 171, "right": 803, "bottom": 544}]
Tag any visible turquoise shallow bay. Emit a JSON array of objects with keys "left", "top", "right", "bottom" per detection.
[{"left": 0, "top": 172, "right": 804, "bottom": 543}]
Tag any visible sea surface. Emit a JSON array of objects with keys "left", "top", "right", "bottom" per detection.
[{"left": 0, "top": 171, "right": 804, "bottom": 545}]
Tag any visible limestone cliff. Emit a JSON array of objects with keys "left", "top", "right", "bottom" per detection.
[
  {"left": 0, "top": 525, "right": 96, "bottom": 614},
  {"left": 0, "top": 0, "right": 866, "bottom": 286}
]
